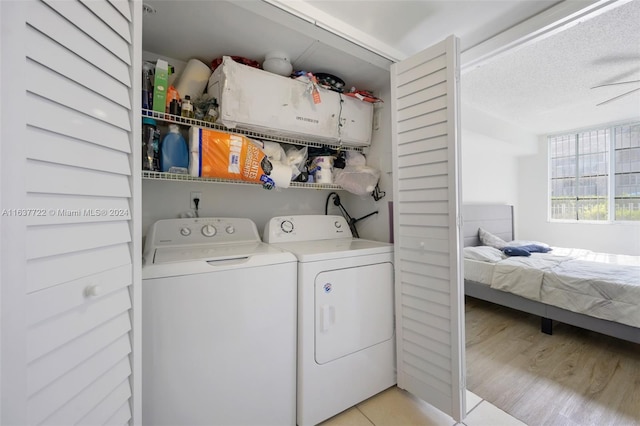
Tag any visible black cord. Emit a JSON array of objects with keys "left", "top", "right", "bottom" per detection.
[
  {"left": 325, "top": 192, "right": 338, "bottom": 215},
  {"left": 193, "top": 198, "right": 200, "bottom": 218},
  {"left": 324, "top": 191, "right": 365, "bottom": 238}
]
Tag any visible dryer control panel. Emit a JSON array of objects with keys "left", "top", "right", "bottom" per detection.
[{"left": 264, "top": 215, "right": 352, "bottom": 243}]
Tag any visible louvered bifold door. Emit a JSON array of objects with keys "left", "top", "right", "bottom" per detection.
[
  {"left": 390, "top": 35, "right": 466, "bottom": 422},
  {"left": 1, "top": 0, "right": 139, "bottom": 425}
]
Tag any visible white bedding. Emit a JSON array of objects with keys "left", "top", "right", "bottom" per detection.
[
  {"left": 464, "top": 246, "right": 640, "bottom": 327},
  {"left": 541, "top": 259, "right": 640, "bottom": 327},
  {"left": 464, "top": 259, "right": 495, "bottom": 285}
]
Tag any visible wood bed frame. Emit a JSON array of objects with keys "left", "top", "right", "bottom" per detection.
[{"left": 462, "top": 204, "right": 640, "bottom": 344}]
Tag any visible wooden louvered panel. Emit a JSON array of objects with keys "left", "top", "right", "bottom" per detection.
[
  {"left": 396, "top": 67, "right": 448, "bottom": 100},
  {"left": 27, "top": 1, "right": 130, "bottom": 86},
  {"left": 25, "top": 27, "right": 130, "bottom": 109},
  {"left": 399, "top": 247, "right": 449, "bottom": 266},
  {"left": 399, "top": 161, "right": 448, "bottom": 179},
  {"left": 397, "top": 82, "right": 447, "bottom": 110},
  {"left": 33, "top": 357, "right": 132, "bottom": 425},
  {"left": 27, "top": 264, "right": 131, "bottom": 325},
  {"left": 398, "top": 188, "right": 449, "bottom": 202},
  {"left": 27, "top": 312, "right": 131, "bottom": 396},
  {"left": 26, "top": 221, "right": 132, "bottom": 260},
  {"left": 403, "top": 322, "right": 451, "bottom": 360},
  {"left": 26, "top": 160, "right": 131, "bottom": 197},
  {"left": 399, "top": 148, "right": 449, "bottom": 167},
  {"left": 27, "top": 244, "right": 131, "bottom": 293},
  {"left": 399, "top": 199, "right": 449, "bottom": 214},
  {"left": 403, "top": 306, "right": 451, "bottom": 335},
  {"left": 396, "top": 176, "right": 449, "bottom": 192},
  {"left": 42, "top": 0, "right": 131, "bottom": 65},
  {"left": 25, "top": 194, "right": 131, "bottom": 226},
  {"left": 398, "top": 123, "right": 449, "bottom": 147},
  {"left": 402, "top": 295, "right": 451, "bottom": 323},
  {"left": 400, "top": 235, "right": 450, "bottom": 254},
  {"left": 402, "top": 283, "right": 451, "bottom": 307},
  {"left": 107, "top": 0, "right": 132, "bottom": 22},
  {"left": 398, "top": 109, "right": 448, "bottom": 133},
  {"left": 27, "top": 60, "right": 130, "bottom": 131},
  {"left": 27, "top": 334, "right": 131, "bottom": 424},
  {"left": 403, "top": 349, "right": 452, "bottom": 386},
  {"left": 392, "top": 36, "right": 464, "bottom": 420},
  {"left": 27, "top": 245, "right": 131, "bottom": 293},
  {"left": 398, "top": 134, "right": 448, "bottom": 154},
  {"left": 400, "top": 259, "right": 450, "bottom": 281},
  {"left": 79, "top": 0, "right": 132, "bottom": 43},
  {"left": 399, "top": 213, "right": 450, "bottom": 228},
  {"left": 27, "top": 288, "right": 131, "bottom": 363},
  {"left": 26, "top": 127, "right": 131, "bottom": 175},
  {"left": 1, "top": 0, "right": 138, "bottom": 424},
  {"left": 401, "top": 273, "right": 450, "bottom": 294},
  {"left": 78, "top": 380, "right": 132, "bottom": 425},
  {"left": 28, "top": 94, "right": 130, "bottom": 153},
  {"left": 398, "top": 97, "right": 448, "bottom": 123},
  {"left": 105, "top": 401, "right": 133, "bottom": 425}
]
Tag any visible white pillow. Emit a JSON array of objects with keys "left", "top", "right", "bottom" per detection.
[
  {"left": 463, "top": 246, "right": 505, "bottom": 263},
  {"left": 478, "top": 227, "right": 508, "bottom": 249}
]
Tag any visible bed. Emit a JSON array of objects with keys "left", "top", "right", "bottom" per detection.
[{"left": 462, "top": 204, "right": 640, "bottom": 344}]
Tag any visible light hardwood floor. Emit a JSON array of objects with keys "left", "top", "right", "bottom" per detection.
[{"left": 465, "top": 296, "right": 640, "bottom": 426}]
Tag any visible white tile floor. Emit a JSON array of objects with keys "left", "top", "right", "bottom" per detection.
[{"left": 320, "top": 386, "right": 527, "bottom": 426}]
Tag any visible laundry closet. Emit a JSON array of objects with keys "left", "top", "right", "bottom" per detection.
[
  {"left": 0, "top": 1, "right": 464, "bottom": 424},
  {"left": 139, "top": 1, "right": 395, "bottom": 243}
]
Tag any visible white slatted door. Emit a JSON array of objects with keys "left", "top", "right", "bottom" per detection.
[
  {"left": 390, "top": 35, "right": 466, "bottom": 421},
  {"left": 1, "top": 0, "right": 140, "bottom": 424}
]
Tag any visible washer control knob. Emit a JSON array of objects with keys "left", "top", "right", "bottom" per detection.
[
  {"left": 226, "top": 225, "right": 235, "bottom": 234},
  {"left": 281, "top": 220, "right": 294, "bottom": 233},
  {"left": 201, "top": 224, "right": 217, "bottom": 237},
  {"left": 180, "top": 227, "right": 192, "bottom": 236}
]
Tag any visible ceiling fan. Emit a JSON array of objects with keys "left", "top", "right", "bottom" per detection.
[{"left": 592, "top": 79, "right": 640, "bottom": 106}]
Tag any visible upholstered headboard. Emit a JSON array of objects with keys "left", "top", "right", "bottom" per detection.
[{"left": 462, "top": 204, "right": 514, "bottom": 247}]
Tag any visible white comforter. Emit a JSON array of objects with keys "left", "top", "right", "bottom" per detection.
[{"left": 465, "top": 247, "right": 640, "bottom": 327}]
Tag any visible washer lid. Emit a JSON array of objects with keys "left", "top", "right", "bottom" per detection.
[
  {"left": 142, "top": 242, "right": 296, "bottom": 279},
  {"left": 152, "top": 242, "right": 269, "bottom": 264},
  {"left": 270, "top": 238, "right": 392, "bottom": 262}
]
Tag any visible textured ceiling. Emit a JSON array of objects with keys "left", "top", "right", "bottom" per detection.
[{"left": 461, "top": 0, "right": 640, "bottom": 135}]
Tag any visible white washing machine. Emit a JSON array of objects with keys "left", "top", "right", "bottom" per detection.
[
  {"left": 142, "top": 217, "right": 297, "bottom": 426},
  {"left": 264, "top": 215, "right": 396, "bottom": 426}
]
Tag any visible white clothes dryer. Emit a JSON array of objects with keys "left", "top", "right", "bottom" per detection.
[
  {"left": 142, "top": 217, "right": 297, "bottom": 426},
  {"left": 264, "top": 215, "right": 396, "bottom": 426}
]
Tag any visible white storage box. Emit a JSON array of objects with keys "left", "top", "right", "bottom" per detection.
[{"left": 208, "top": 56, "right": 373, "bottom": 147}]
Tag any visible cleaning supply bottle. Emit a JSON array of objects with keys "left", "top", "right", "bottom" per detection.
[
  {"left": 160, "top": 124, "right": 189, "bottom": 173},
  {"left": 181, "top": 95, "right": 194, "bottom": 119},
  {"left": 142, "top": 118, "right": 160, "bottom": 171}
]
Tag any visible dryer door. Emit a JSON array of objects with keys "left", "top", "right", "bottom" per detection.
[{"left": 315, "top": 262, "right": 394, "bottom": 364}]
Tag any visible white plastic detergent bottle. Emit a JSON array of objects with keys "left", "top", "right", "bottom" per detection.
[{"left": 160, "top": 124, "right": 189, "bottom": 173}]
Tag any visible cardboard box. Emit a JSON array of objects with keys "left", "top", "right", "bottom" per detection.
[{"left": 152, "top": 59, "right": 168, "bottom": 113}]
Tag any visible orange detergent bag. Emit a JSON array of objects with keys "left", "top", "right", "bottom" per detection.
[{"left": 189, "top": 127, "right": 276, "bottom": 188}]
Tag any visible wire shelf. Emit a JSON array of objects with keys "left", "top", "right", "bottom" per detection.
[
  {"left": 142, "top": 109, "right": 364, "bottom": 152},
  {"left": 141, "top": 171, "right": 343, "bottom": 190}
]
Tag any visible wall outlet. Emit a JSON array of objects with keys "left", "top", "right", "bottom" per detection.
[{"left": 190, "top": 192, "right": 202, "bottom": 209}]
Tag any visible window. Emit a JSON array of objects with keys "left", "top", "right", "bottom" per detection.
[{"left": 549, "top": 122, "right": 640, "bottom": 222}]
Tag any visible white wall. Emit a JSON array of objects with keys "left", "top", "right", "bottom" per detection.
[
  {"left": 518, "top": 137, "right": 640, "bottom": 255},
  {"left": 461, "top": 105, "right": 537, "bottom": 207}
]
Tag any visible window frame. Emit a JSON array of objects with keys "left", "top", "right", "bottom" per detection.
[{"left": 548, "top": 121, "right": 640, "bottom": 224}]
